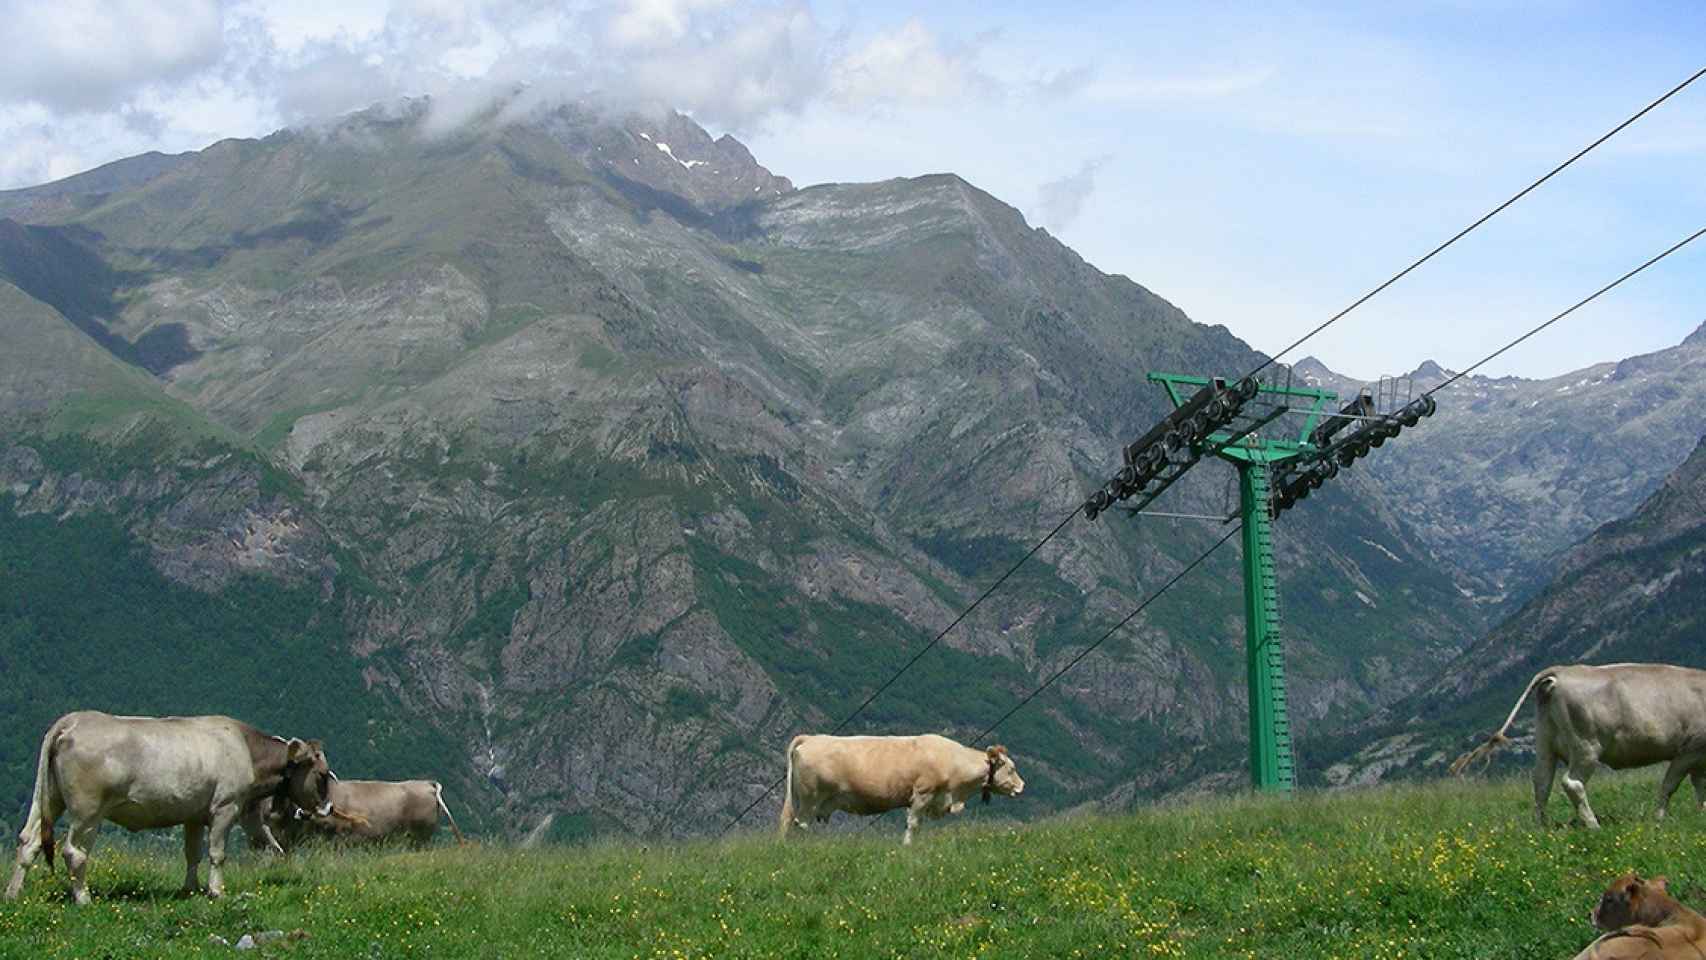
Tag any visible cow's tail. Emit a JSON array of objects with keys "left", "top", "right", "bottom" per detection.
[
  {"left": 24, "top": 718, "right": 68, "bottom": 872},
  {"left": 1448, "top": 669, "right": 1557, "bottom": 777},
  {"left": 778, "top": 735, "right": 806, "bottom": 838},
  {"left": 434, "top": 782, "right": 467, "bottom": 845}
]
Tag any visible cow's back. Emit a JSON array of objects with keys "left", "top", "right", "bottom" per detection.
[
  {"left": 792, "top": 735, "right": 964, "bottom": 815},
  {"left": 52, "top": 712, "right": 255, "bottom": 830},
  {"left": 1546, "top": 665, "right": 1706, "bottom": 769},
  {"left": 322, "top": 780, "right": 441, "bottom": 842}
]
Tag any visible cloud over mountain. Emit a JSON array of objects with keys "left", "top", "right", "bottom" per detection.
[{"left": 0, "top": 0, "right": 992, "bottom": 188}]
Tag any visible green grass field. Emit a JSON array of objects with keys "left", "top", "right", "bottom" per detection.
[{"left": 2, "top": 772, "right": 1701, "bottom": 959}]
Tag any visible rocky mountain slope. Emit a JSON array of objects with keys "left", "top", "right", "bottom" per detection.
[
  {"left": 1314, "top": 432, "right": 1706, "bottom": 787},
  {"left": 1292, "top": 330, "right": 1706, "bottom": 607},
  {"left": 0, "top": 95, "right": 1611, "bottom": 836}
]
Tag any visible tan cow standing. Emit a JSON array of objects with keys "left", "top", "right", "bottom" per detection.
[
  {"left": 4, "top": 711, "right": 339, "bottom": 904},
  {"left": 262, "top": 778, "right": 465, "bottom": 848},
  {"left": 1451, "top": 663, "right": 1706, "bottom": 828},
  {"left": 779, "top": 734, "right": 1024, "bottom": 845}
]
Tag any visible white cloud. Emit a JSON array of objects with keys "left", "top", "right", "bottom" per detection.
[
  {"left": 235, "top": 0, "right": 390, "bottom": 54},
  {"left": 0, "top": 1, "right": 1025, "bottom": 188},
  {"left": 1033, "top": 65, "right": 1095, "bottom": 101},
  {"left": 1034, "top": 156, "right": 1110, "bottom": 234},
  {"left": 615, "top": 2, "right": 828, "bottom": 128},
  {"left": 829, "top": 19, "right": 991, "bottom": 106},
  {"left": 0, "top": 0, "right": 226, "bottom": 113},
  {"left": 607, "top": 0, "right": 734, "bottom": 49}
]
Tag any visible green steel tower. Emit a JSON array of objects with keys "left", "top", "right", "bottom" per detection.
[{"left": 1081, "top": 371, "right": 1435, "bottom": 793}]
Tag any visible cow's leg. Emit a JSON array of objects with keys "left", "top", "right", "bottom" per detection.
[
  {"left": 6, "top": 822, "right": 44, "bottom": 901},
  {"left": 1559, "top": 757, "right": 1600, "bottom": 829},
  {"left": 794, "top": 797, "right": 824, "bottom": 833},
  {"left": 4, "top": 833, "right": 35, "bottom": 901},
  {"left": 5, "top": 791, "right": 64, "bottom": 900},
  {"left": 205, "top": 807, "right": 241, "bottom": 899},
  {"left": 2, "top": 858, "right": 24, "bottom": 901},
  {"left": 61, "top": 815, "right": 102, "bottom": 906},
  {"left": 240, "top": 804, "right": 283, "bottom": 855},
  {"left": 903, "top": 795, "right": 930, "bottom": 846},
  {"left": 181, "top": 821, "right": 206, "bottom": 895},
  {"left": 1657, "top": 758, "right": 1695, "bottom": 820},
  {"left": 1532, "top": 748, "right": 1559, "bottom": 827},
  {"left": 1690, "top": 767, "right": 1706, "bottom": 811}
]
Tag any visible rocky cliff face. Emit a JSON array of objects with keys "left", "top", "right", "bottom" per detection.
[
  {"left": 1292, "top": 335, "right": 1706, "bottom": 607},
  {"left": 0, "top": 442, "right": 331, "bottom": 592},
  {"left": 0, "top": 97, "right": 1568, "bottom": 836}
]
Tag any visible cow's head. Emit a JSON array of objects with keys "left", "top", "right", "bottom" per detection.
[
  {"left": 282, "top": 738, "right": 335, "bottom": 819},
  {"left": 981, "top": 745, "right": 1024, "bottom": 803},
  {"left": 1592, "top": 872, "right": 1678, "bottom": 930}
]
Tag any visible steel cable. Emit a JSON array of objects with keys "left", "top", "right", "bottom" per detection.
[
  {"left": 718, "top": 504, "right": 1084, "bottom": 834},
  {"left": 1244, "top": 64, "right": 1706, "bottom": 383}
]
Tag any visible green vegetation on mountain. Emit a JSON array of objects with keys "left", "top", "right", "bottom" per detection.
[{"left": 0, "top": 490, "right": 468, "bottom": 832}]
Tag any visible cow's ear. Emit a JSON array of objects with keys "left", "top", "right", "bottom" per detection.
[
  {"left": 986, "top": 745, "right": 1004, "bottom": 763},
  {"left": 1652, "top": 876, "right": 1671, "bottom": 893},
  {"left": 286, "top": 738, "right": 309, "bottom": 763}
]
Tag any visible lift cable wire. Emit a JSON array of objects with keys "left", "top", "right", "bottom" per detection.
[
  {"left": 1426, "top": 224, "right": 1706, "bottom": 397},
  {"left": 718, "top": 80, "right": 1706, "bottom": 837},
  {"left": 968, "top": 223, "right": 1706, "bottom": 748},
  {"left": 969, "top": 526, "right": 1241, "bottom": 748},
  {"left": 723, "top": 224, "right": 1706, "bottom": 838},
  {"left": 850, "top": 525, "right": 1243, "bottom": 835},
  {"left": 1244, "top": 64, "right": 1706, "bottom": 384},
  {"left": 718, "top": 505, "right": 1083, "bottom": 835}
]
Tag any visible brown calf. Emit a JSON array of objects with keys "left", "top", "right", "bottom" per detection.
[{"left": 1572, "top": 873, "right": 1706, "bottom": 960}]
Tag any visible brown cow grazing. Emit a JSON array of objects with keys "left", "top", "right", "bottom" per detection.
[
  {"left": 779, "top": 734, "right": 1024, "bottom": 845},
  {"left": 1571, "top": 873, "right": 1706, "bottom": 959},
  {"left": 261, "top": 779, "right": 465, "bottom": 849},
  {"left": 4, "top": 711, "right": 340, "bottom": 904},
  {"left": 1450, "top": 664, "right": 1706, "bottom": 828}
]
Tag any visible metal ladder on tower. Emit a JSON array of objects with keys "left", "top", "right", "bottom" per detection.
[{"left": 1241, "top": 460, "right": 1294, "bottom": 791}]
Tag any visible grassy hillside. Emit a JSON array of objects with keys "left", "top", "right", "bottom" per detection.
[{"left": 4, "top": 773, "right": 1701, "bottom": 958}]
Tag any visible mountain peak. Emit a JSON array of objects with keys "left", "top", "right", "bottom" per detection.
[
  {"left": 1409, "top": 359, "right": 1448, "bottom": 380},
  {"left": 298, "top": 94, "right": 794, "bottom": 215},
  {"left": 529, "top": 102, "right": 792, "bottom": 212},
  {"left": 1684, "top": 319, "right": 1706, "bottom": 348},
  {"left": 1289, "top": 356, "right": 1335, "bottom": 385}
]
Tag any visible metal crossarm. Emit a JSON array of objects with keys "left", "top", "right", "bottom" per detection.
[{"left": 1084, "top": 369, "right": 1436, "bottom": 793}]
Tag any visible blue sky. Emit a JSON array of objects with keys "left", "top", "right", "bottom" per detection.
[{"left": 2, "top": 0, "right": 1701, "bottom": 379}]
